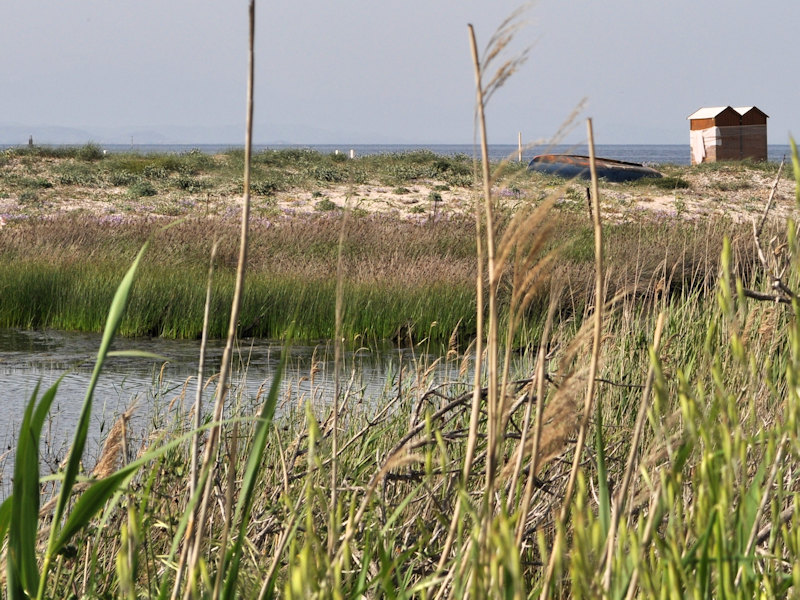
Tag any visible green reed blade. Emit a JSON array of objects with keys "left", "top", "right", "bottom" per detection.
[
  {"left": 52, "top": 415, "right": 243, "bottom": 563},
  {"left": 380, "top": 482, "right": 424, "bottom": 537},
  {"left": 7, "top": 378, "right": 61, "bottom": 600},
  {"left": 36, "top": 242, "right": 148, "bottom": 600},
  {"left": 106, "top": 350, "right": 169, "bottom": 361},
  {"left": 0, "top": 496, "right": 10, "bottom": 546},
  {"left": 594, "top": 399, "right": 610, "bottom": 540},
  {"left": 7, "top": 383, "right": 40, "bottom": 600},
  {"left": 51, "top": 243, "right": 148, "bottom": 528},
  {"left": 53, "top": 465, "right": 139, "bottom": 552}
]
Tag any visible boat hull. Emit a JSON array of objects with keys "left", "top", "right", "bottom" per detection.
[{"left": 527, "top": 154, "right": 662, "bottom": 182}]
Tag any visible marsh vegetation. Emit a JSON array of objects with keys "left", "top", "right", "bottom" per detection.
[{"left": 4, "top": 6, "right": 800, "bottom": 599}]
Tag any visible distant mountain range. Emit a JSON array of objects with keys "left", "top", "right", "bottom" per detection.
[{"left": 0, "top": 122, "right": 414, "bottom": 146}]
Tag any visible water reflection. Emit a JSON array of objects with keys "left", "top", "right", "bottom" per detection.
[{"left": 0, "top": 328, "right": 454, "bottom": 498}]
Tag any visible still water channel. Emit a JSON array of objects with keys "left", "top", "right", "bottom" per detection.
[{"left": 0, "top": 328, "right": 456, "bottom": 497}]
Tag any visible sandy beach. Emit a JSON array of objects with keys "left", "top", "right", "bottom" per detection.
[{"left": 0, "top": 151, "right": 796, "bottom": 227}]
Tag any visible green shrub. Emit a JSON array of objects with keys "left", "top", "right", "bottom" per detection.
[
  {"left": 21, "top": 177, "right": 53, "bottom": 189},
  {"left": 109, "top": 170, "right": 138, "bottom": 186},
  {"left": 57, "top": 163, "right": 100, "bottom": 186},
  {"left": 142, "top": 165, "right": 169, "bottom": 179},
  {"left": 445, "top": 172, "right": 474, "bottom": 187},
  {"left": 312, "top": 165, "right": 346, "bottom": 183},
  {"left": 127, "top": 180, "right": 157, "bottom": 197},
  {"left": 76, "top": 143, "right": 105, "bottom": 161},
  {"left": 652, "top": 175, "right": 691, "bottom": 189},
  {"left": 174, "top": 175, "right": 210, "bottom": 192},
  {"left": 315, "top": 197, "right": 338, "bottom": 211},
  {"left": 710, "top": 179, "right": 751, "bottom": 191},
  {"left": 178, "top": 149, "right": 215, "bottom": 173},
  {"left": 17, "top": 190, "right": 40, "bottom": 204},
  {"left": 251, "top": 178, "right": 284, "bottom": 196},
  {"left": 627, "top": 175, "right": 690, "bottom": 189}
]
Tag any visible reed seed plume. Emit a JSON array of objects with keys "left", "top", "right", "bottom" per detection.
[
  {"left": 500, "top": 364, "right": 587, "bottom": 483},
  {"left": 92, "top": 402, "right": 137, "bottom": 480},
  {"left": 479, "top": 5, "right": 532, "bottom": 106}
]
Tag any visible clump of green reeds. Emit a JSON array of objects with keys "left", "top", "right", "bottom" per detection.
[
  {"left": 0, "top": 207, "right": 759, "bottom": 344},
  {"left": 0, "top": 217, "right": 480, "bottom": 342}
]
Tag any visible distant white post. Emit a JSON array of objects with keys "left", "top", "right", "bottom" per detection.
[
  {"left": 349, "top": 148, "right": 355, "bottom": 159},
  {"left": 518, "top": 131, "right": 522, "bottom": 162}
]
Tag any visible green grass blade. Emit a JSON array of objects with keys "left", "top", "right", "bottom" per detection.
[
  {"left": 155, "top": 471, "right": 208, "bottom": 600},
  {"left": 37, "top": 242, "right": 149, "bottom": 600},
  {"left": 0, "top": 496, "right": 11, "bottom": 546},
  {"left": 52, "top": 242, "right": 148, "bottom": 529},
  {"left": 7, "top": 378, "right": 61, "bottom": 600},
  {"left": 53, "top": 415, "right": 244, "bottom": 559},
  {"left": 6, "top": 386, "right": 38, "bottom": 600},
  {"left": 380, "top": 482, "right": 424, "bottom": 537},
  {"left": 53, "top": 466, "right": 138, "bottom": 552},
  {"left": 106, "top": 350, "right": 169, "bottom": 361},
  {"left": 594, "top": 400, "right": 610, "bottom": 539}
]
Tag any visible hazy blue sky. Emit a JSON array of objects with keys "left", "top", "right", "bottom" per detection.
[{"left": 2, "top": 0, "right": 797, "bottom": 145}]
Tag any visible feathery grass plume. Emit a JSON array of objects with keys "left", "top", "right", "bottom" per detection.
[
  {"left": 791, "top": 137, "right": 800, "bottom": 207},
  {"left": 499, "top": 321, "right": 594, "bottom": 484},
  {"left": 478, "top": 4, "right": 531, "bottom": 107},
  {"left": 92, "top": 403, "right": 137, "bottom": 480}
]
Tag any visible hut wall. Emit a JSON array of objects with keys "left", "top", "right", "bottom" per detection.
[
  {"left": 740, "top": 124, "right": 767, "bottom": 160},
  {"left": 690, "top": 117, "right": 716, "bottom": 131},
  {"left": 690, "top": 126, "right": 742, "bottom": 165},
  {"left": 716, "top": 126, "right": 743, "bottom": 161}
]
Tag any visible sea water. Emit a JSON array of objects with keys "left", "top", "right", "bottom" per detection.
[
  {"left": 4, "top": 142, "right": 793, "bottom": 166},
  {"left": 91, "top": 143, "right": 794, "bottom": 166}
]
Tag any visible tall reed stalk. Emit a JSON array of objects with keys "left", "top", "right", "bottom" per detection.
[
  {"left": 180, "top": 2, "right": 256, "bottom": 597},
  {"left": 538, "top": 117, "right": 605, "bottom": 598}
]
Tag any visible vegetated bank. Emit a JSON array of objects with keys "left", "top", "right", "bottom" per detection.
[
  {"left": 0, "top": 145, "right": 788, "bottom": 345},
  {"left": 0, "top": 209, "right": 761, "bottom": 345}
]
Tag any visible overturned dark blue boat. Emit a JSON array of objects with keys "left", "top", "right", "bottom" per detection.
[{"left": 528, "top": 154, "right": 662, "bottom": 182}]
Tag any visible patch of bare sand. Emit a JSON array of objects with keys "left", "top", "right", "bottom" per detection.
[
  {"left": 268, "top": 183, "right": 474, "bottom": 218},
  {"left": 0, "top": 156, "right": 796, "bottom": 225},
  {"left": 543, "top": 168, "right": 798, "bottom": 224}
]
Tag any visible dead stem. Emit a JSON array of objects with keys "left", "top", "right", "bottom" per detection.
[
  {"left": 539, "top": 118, "right": 605, "bottom": 598},
  {"left": 181, "top": 2, "right": 255, "bottom": 598}
]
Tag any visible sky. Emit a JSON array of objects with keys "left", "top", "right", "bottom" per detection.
[{"left": 2, "top": 0, "right": 798, "bottom": 146}]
